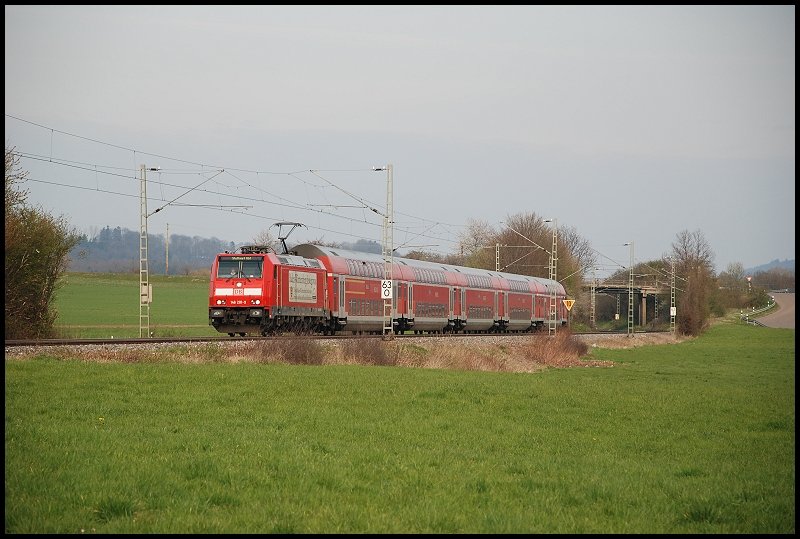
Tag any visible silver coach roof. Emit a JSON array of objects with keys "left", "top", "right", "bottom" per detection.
[{"left": 292, "top": 243, "right": 561, "bottom": 292}]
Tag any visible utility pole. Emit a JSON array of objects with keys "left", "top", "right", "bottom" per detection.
[
  {"left": 376, "top": 164, "right": 394, "bottom": 339},
  {"left": 139, "top": 165, "right": 151, "bottom": 338},
  {"left": 590, "top": 267, "right": 596, "bottom": 329},
  {"left": 165, "top": 223, "right": 169, "bottom": 276},
  {"left": 546, "top": 219, "right": 558, "bottom": 336},
  {"left": 654, "top": 292, "right": 659, "bottom": 322},
  {"left": 625, "top": 241, "right": 634, "bottom": 337},
  {"left": 670, "top": 257, "right": 676, "bottom": 334},
  {"left": 139, "top": 165, "right": 160, "bottom": 338}
]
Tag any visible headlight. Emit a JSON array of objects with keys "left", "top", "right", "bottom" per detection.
[
  {"left": 216, "top": 299, "right": 226, "bottom": 305},
  {"left": 252, "top": 299, "right": 261, "bottom": 305}
]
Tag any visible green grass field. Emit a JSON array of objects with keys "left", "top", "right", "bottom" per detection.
[
  {"left": 52, "top": 272, "right": 217, "bottom": 338},
  {"left": 5, "top": 294, "right": 796, "bottom": 534}
]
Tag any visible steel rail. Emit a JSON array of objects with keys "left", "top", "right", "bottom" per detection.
[{"left": 5, "top": 330, "right": 671, "bottom": 348}]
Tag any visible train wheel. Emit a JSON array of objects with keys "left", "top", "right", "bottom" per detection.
[
  {"left": 239, "top": 333, "right": 246, "bottom": 337},
  {"left": 228, "top": 333, "right": 235, "bottom": 337}
]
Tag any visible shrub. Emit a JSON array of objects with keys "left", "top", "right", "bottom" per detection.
[
  {"left": 520, "top": 330, "right": 590, "bottom": 367},
  {"left": 253, "top": 333, "right": 325, "bottom": 365},
  {"left": 338, "top": 337, "right": 396, "bottom": 367}
]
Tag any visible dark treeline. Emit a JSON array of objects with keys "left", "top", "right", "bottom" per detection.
[
  {"left": 67, "top": 228, "right": 390, "bottom": 274},
  {"left": 68, "top": 226, "right": 235, "bottom": 274},
  {"left": 750, "top": 268, "right": 795, "bottom": 293}
]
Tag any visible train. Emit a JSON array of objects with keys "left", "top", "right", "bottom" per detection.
[{"left": 208, "top": 243, "right": 569, "bottom": 336}]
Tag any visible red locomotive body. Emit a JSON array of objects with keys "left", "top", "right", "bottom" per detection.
[{"left": 208, "top": 246, "right": 328, "bottom": 336}]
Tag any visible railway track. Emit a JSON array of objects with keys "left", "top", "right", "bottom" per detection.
[{"left": 5, "top": 330, "right": 670, "bottom": 348}]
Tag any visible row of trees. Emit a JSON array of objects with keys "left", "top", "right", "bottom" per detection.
[
  {"left": 395, "top": 217, "right": 785, "bottom": 337},
  {"left": 69, "top": 227, "right": 232, "bottom": 274},
  {"left": 66, "top": 227, "right": 388, "bottom": 275}
]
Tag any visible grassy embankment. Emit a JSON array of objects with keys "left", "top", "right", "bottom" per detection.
[{"left": 5, "top": 314, "right": 795, "bottom": 533}]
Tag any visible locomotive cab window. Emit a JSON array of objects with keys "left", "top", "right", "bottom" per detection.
[
  {"left": 241, "top": 259, "right": 263, "bottom": 278},
  {"left": 217, "top": 258, "right": 263, "bottom": 279},
  {"left": 218, "top": 258, "right": 240, "bottom": 278}
]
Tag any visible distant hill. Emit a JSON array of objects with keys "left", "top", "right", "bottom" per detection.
[{"left": 745, "top": 259, "right": 795, "bottom": 274}]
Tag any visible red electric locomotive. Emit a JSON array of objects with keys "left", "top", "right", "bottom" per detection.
[
  {"left": 208, "top": 243, "right": 569, "bottom": 336},
  {"left": 208, "top": 245, "right": 329, "bottom": 336}
]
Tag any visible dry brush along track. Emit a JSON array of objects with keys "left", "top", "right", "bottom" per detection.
[
  {"left": 5, "top": 330, "right": 674, "bottom": 347},
  {"left": 5, "top": 330, "right": 677, "bottom": 350}
]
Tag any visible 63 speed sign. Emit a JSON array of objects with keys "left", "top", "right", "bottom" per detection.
[{"left": 381, "top": 280, "right": 393, "bottom": 299}]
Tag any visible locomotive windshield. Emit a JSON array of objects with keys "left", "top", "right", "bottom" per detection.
[{"left": 217, "top": 257, "right": 263, "bottom": 279}]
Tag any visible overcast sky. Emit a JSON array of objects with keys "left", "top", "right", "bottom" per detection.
[{"left": 5, "top": 5, "right": 795, "bottom": 275}]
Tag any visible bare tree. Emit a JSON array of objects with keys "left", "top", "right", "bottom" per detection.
[
  {"left": 712, "top": 262, "right": 748, "bottom": 314},
  {"left": 404, "top": 249, "right": 447, "bottom": 263},
  {"left": 671, "top": 229, "right": 715, "bottom": 336},
  {"left": 557, "top": 224, "right": 595, "bottom": 288},
  {"left": 252, "top": 229, "right": 277, "bottom": 252},
  {"left": 494, "top": 213, "right": 594, "bottom": 294},
  {"left": 493, "top": 212, "right": 551, "bottom": 277},
  {"left": 306, "top": 237, "right": 342, "bottom": 248},
  {"left": 672, "top": 229, "right": 715, "bottom": 273},
  {"left": 723, "top": 261, "right": 746, "bottom": 283},
  {"left": 456, "top": 218, "right": 497, "bottom": 269},
  {"left": 555, "top": 224, "right": 597, "bottom": 322}
]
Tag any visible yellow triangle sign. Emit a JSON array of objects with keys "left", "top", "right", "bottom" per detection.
[{"left": 563, "top": 299, "right": 575, "bottom": 311}]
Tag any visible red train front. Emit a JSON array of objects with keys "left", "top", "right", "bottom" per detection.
[{"left": 208, "top": 245, "right": 328, "bottom": 336}]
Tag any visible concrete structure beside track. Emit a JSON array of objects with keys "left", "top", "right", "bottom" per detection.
[{"left": 582, "top": 280, "right": 670, "bottom": 328}]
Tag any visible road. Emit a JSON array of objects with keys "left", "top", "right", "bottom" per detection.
[{"left": 758, "top": 292, "right": 795, "bottom": 329}]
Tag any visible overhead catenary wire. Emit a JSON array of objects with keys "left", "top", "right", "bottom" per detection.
[
  {"left": 7, "top": 115, "right": 467, "bottom": 256},
  {"left": 10, "top": 113, "right": 682, "bottom": 267},
  {"left": 147, "top": 169, "right": 226, "bottom": 217}
]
